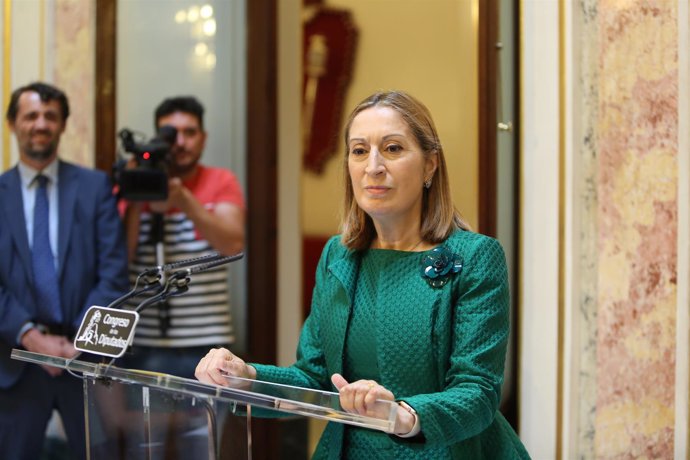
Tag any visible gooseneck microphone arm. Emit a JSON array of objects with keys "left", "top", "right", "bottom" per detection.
[
  {"left": 105, "top": 252, "right": 229, "bottom": 310},
  {"left": 106, "top": 268, "right": 163, "bottom": 309},
  {"left": 159, "top": 251, "right": 227, "bottom": 271},
  {"left": 134, "top": 272, "right": 190, "bottom": 313},
  {"left": 70, "top": 252, "right": 244, "bottom": 369},
  {"left": 172, "top": 252, "right": 245, "bottom": 277},
  {"left": 133, "top": 252, "right": 244, "bottom": 314}
]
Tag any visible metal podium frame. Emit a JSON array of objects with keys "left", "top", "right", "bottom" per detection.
[{"left": 11, "top": 349, "right": 397, "bottom": 459}]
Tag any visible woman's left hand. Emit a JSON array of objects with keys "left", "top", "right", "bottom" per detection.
[
  {"left": 331, "top": 373, "right": 394, "bottom": 415},
  {"left": 331, "top": 373, "right": 417, "bottom": 435}
]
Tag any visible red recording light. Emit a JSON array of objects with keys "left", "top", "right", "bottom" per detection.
[{"left": 143, "top": 152, "right": 151, "bottom": 160}]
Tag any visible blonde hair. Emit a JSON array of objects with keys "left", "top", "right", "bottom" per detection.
[{"left": 340, "top": 90, "right": 470, "bottom": 250}]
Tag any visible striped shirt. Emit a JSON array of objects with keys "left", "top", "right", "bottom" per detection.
[{"left": 126, "top": 165, "right": 244, "bottom": 347}]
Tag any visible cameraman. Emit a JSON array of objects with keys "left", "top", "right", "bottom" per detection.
[{"left": 120, "top": 96, "right": 245, "bottom": 378}]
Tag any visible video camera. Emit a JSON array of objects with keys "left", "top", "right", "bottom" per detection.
[{"left": 113, "top": 125, "right": 177, "bottom": 201}]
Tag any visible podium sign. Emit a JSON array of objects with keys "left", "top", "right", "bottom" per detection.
[{"left": 74, "top": 306, "right": 139, "bottom": 358}]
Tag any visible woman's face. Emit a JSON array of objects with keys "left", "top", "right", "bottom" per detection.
[{"left": 347, "top": 106, "right": 437, "bottom": 228}]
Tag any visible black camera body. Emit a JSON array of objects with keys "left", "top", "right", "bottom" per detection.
[{"left": 114, "top": 125, "right": 177, "bottom": 201}]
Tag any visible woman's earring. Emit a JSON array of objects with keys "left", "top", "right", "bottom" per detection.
[{"left": 424, "top": 179, "right": 432, "bottom": 189}]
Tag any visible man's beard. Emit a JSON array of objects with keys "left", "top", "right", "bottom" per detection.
[
  {"left": 25, "top": 145, "right": 57, "bottom": 161},
  {"left": 168, "top": 150, "right": 199, "bottom": 177}
]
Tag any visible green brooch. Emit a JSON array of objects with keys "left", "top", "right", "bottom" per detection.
[{"left": 421, "top": 246, "right": 463, "bottom": 288}]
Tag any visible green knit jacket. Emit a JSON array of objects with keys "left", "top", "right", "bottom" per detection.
[{"left": 253, "top": 230, "right": 530, "bottom": 459}]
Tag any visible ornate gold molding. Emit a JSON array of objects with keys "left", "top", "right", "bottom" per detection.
[
  {"left": 2, "top": 0, "right": 12, "bottom": 171},
  {"left": 556, "top": 0, "right": 566, "bottom": 458}
]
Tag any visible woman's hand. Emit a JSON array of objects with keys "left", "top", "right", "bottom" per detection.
[
  {"left": 331, "top": 373, "right": 417, "bottom": 435},
  {"left": 194, "top": 347, "right": 256, "bottom": 386}
]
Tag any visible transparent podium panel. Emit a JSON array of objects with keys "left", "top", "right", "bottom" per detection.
[
  {"left": 84, "top": 376, "right": 246, "bottom": 460},
  {"left": 219, "top": 375, "right": 398, "bottom": 431},
  {"left": 11, "top": 349, "right": 398, "bottom": 460}
]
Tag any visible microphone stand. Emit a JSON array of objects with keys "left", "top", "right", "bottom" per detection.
[
  {"left": 144, "top": 252, "right": 245, "bottom": 333},
  {"left": 65, "top": 269, "right": 165, "bottom": 370},
  {"left": 106, "top": 268, "right": 163, "bottom": 310},
  {"left": 103, "top": 273, "right": 192, "bottom": 367},
  {"left": 134, "top": 270, "right": 191, "bottom": 314},
  {"left": 68, "top": 253, "right": 242, "bottom": 372},
  {"left": 151, "top": 212, "right": 168, "bottom": 336},
  {"left": 104, "top": 251, "right": 227, "bottom": 311}
]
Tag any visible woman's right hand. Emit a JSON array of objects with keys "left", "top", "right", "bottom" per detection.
[{"left": 194, "top": 347, "right": 256, "bottom": 386}]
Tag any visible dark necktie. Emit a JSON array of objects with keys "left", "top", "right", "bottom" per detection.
[{"left": 32, "top": 174, "right": 63, "bottom": 323}]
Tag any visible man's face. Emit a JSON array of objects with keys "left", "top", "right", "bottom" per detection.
[
  {"left": 157, "top": 111, "right": 206, "bottom": 177},
  {"left": 8, "top": 91, "right": 65, "bottom": 167}
]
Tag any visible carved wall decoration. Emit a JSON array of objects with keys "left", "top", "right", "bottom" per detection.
[{"left": 302, "top": 1, "right": 358, "bottom": 173}]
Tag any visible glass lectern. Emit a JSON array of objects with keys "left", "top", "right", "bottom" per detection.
[{"left": 11, "top": 349, "right": 397, "bottom": 460}]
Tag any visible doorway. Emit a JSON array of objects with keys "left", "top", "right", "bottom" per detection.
[{"left": 479, "top": 0, "right": 520, "bottom": 429}]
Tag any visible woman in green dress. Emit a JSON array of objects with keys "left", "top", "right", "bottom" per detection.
[{"left": 195, "top": 90, "right": 530, "bottom": 459}]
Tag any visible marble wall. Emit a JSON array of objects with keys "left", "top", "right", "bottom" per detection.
[
  {"left": 577, "top": 1, "right": 678, "bottom": 458},
  {"left": 1, "top": 0, "right": 94, "bottom": 169},
  {"left": 53, "top": 0, "right": 95, "bottom": 167}
]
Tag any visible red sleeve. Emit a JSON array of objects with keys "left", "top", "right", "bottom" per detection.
[{"left": 187, "top": 166, "right": 245, "bottom": 210}]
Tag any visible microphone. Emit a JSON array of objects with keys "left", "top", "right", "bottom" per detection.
[
  {"left": 133, "top": 252, "right": 244, "bottom": 314},
  {"left": 90, "top": 252, "right": 244, "bottom": 363},
  {"left": 167, "top": 252, "right": 244, "bottom": 279},
  {"left": 159, "top": 251, "right": 227, "bottom": 272},
  {"left": 148, "top": 252, "right": 245, "bottom": 336},
  {"left": 105, "top": 252, "right": 229, "bottom": 310},
  {"left": 106, "top": 267, "right": 163, "bottom": 309}
]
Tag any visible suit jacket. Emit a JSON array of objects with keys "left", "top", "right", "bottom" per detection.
[
  {"left": 253, "top": 231, "right": 530, "bottom": 459},
  {"left": 0, "top": 160, "right": 129, "bottom": 388}
]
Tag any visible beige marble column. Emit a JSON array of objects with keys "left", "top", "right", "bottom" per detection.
[
  {"left": 575, "top": 1, "right": 679, "bottom": 458},
  {"left": 54, "top": 0, "right": 95, "bottom": 167}
]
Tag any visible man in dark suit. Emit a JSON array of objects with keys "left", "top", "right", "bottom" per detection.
[{"left": 0, "top": 81, "right": 128, "bottom": 459}]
